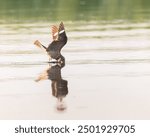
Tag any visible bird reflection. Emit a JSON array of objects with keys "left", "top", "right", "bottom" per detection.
[{"left": 35, "top": 60, "right": 68, "bottom": 112}]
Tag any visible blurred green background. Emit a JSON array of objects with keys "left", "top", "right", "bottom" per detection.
[{"left": 0, "top": 0, "right": 150, "bottom": 23}]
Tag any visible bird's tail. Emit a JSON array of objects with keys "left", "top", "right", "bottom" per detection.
[{"left": 34, "top": 40, "right": 47, "bottom": 50}]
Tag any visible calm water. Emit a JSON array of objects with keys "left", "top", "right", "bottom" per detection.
[{"left": 0, "top": 0, "right": 150, "bottom": 119}]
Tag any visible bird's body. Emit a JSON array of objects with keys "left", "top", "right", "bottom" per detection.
[
  {"left": 46, "top": 35, "right": 67, "bottom": 59},
  {"left": 34, "top": 22, "right": 67, "bottom": 63}
]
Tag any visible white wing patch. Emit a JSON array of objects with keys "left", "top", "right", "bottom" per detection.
[
  {"left": 54, "top": 30, "right": 64, "bottom": 36},
  {"left": 59, "top": 30, "right": 65, "bottom": 34}
]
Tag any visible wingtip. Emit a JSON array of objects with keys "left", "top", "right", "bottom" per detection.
[
  {"left": 60, "top": 21, "right": 64, "bottom": 25},
  {"left": 60, "top": 22, "right": 64, "bottom": 27},
  {"left": 34, "top": 40, "right": 42, "bottom": 48},
  {"left": 59, "top": 22, "right": 65, "bottom": 31}
]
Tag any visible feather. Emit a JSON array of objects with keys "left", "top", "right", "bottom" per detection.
[
  {"left": 52, "top": 25, "right": 58, "bottom": 40},
  {"left": 34, "top": 40, "right": 42, "bottom": 48},
  {"left": 59, "top": 22, "right": 65, "bottom": 32}
]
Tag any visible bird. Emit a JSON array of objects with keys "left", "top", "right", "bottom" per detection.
[{"left": 34, "top": 22, "right": 67, "bottom": 64}]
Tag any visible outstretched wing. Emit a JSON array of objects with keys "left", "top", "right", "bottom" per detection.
[
  {"left": 58, "top": 22, "right": 65, "bottom": 34},
  {"left": 52, "top": 25, "right": 58, "bottom": 41}
]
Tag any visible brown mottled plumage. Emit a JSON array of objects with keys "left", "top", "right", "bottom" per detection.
[{"left": 34, "top": 22, "right": 67, "bottom": 63}]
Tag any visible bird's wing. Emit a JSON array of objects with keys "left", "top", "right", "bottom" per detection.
[
  {"left": 34, "top": 40, "right": 42, "bottom": 48},
  {"left": 52, "top": 25, "right": 58, "bottom": 41},
  {"left": 58, "top": 22, "right": 65, "bottom": 34}
]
